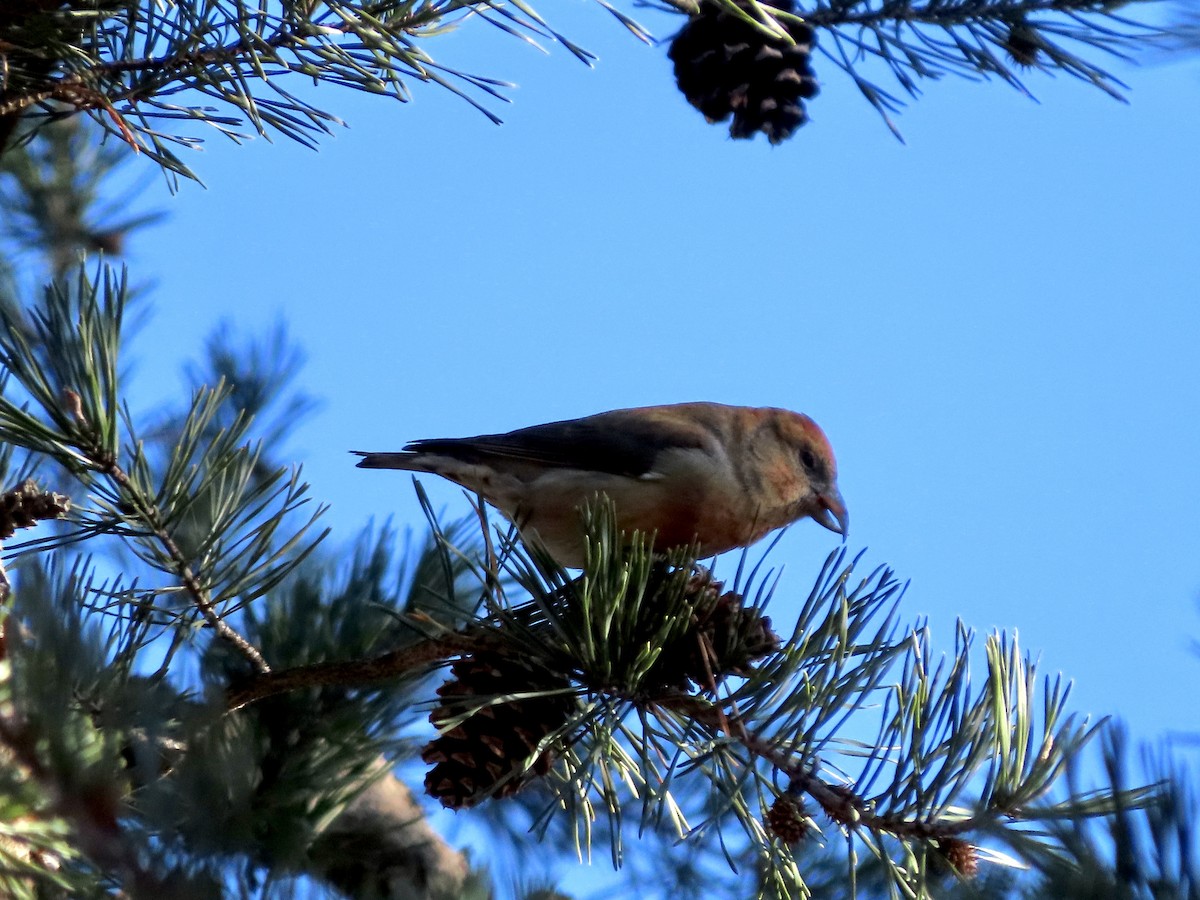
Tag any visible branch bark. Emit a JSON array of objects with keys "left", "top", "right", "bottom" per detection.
[
  {"left": 311, "top": 763, "right": 470, "bottom": 900},
  {"left": 227, "top": 632, "right": 477, "bottom": 709}
]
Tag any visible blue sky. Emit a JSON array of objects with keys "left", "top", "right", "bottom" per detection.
[{"left": 123, "top": 1, "right": 1199, "bottom": 763}]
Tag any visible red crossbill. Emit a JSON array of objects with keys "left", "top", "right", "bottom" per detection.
[{"left": 354, "top": 402, "right": 847, "bottom": 568}]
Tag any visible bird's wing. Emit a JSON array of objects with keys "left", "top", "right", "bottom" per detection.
[{"left": 404, "top": 407, "right": 711, "bottom": 478}]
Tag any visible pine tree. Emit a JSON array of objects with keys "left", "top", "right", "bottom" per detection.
[{"left": 1, "top": 1, "right": 1196, "bottom": 898}]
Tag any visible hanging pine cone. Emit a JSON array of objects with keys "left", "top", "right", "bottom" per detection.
[
  {"left": 668, "top": 0, "right": 819, "bottom": 144},
  {"left": 421, "top": 650, "right": 575, "bottom": 809},
  {"left": 765, "top": 792, "right": 807, "bottom": 844},
  {"left": 0, "top": 479, "right": 70, "bottom": 540}
]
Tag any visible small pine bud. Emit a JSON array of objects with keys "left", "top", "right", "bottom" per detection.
[
  {"left": 86, "top": 229, "right": 126, "bottom": 256},
  {"left": 62, "top": 387, "right": 87, "bottom": 425},
  {"left": 937, "top": 837, "right": 979, "bottom": 879},
  {"left": 1002, "top": 21, "right": 1040, "bottom": 68},
  {"left": 766, "top": 793, "right": 807, "bottom": 844},
  {"left": 817, "top": 782, "right": 864, "bottom": 826}
]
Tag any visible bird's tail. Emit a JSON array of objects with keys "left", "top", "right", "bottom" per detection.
[{"left": 352, "top": 451, "right": 426, "bottom": 470}]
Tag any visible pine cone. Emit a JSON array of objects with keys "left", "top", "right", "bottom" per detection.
[
  {"left": 765, "top": 792, "right": 807, "bottom": 844},
  {"left": 0, "top": 479, "right": 70, "bottom": 540},
  {"left": 697, "top": 591, "right": 780, "bottom": 677},
  {"left": 646, "top": 582, "right": 780, "bottom": 690},
  {"left": 668, "top": 0, "right": 819, "bottom": 144},
  {"left": 422, "top": 651, "right": 575, "bottom": 809}
]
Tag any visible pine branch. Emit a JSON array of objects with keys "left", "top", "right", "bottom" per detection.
[
  {"left": 0, "top": 269, "right": 279, "bottom": 672},
  {"left": 0, "top": 0, "right": 1168, "bottom": 171},
  {"left": 215, "top": 496, "right": 1161, "bottom": 895},
  {"left": 0, "top": 264, "right": 336, "bottom": 683},
  {"left": 664, "top": 0, "right": 1158, "bottom": 142},
  {"left": 803, "top": 0, "right": 1150, "bottom": 96},
  {"left": 0, "top": 0, "right": 60, "bottom": 157},
  {"left": 227, "top": 630, "right": 473, "bottom": 708},
  {"left": 492, "top": 509, "right": 1155, "bottom": 893}
]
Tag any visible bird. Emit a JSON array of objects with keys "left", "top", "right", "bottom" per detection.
[{"left": 354, "top": 402, "right": 847, "bottom": 569}]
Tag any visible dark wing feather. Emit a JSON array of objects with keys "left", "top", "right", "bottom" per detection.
[{"left": 404, "top": 409, "right": 707, "bottom": 478}]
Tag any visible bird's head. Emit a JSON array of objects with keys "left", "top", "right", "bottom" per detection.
[{"left": 772, "top": 410, "right": 848, "bottom": 539}]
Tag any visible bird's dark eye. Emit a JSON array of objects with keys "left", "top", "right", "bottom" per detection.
[{"left": 800, "top": 449, "right": 817, "bottom": 470}]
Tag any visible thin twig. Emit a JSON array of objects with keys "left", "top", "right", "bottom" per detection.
[{"left": 663, "top": 692, "right": 983, "bottom": 843}]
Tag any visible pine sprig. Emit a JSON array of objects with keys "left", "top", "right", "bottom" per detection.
[
  {"left": 806, "top": 0, "right": 1153, "bottom": 125},
  {"left": 0, "top": 263, "right": 328, "bottom": 673}
]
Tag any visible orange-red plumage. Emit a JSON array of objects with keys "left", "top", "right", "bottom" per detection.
[{"left": 354, "top": 402, "right": 847, "bottom": 568}]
